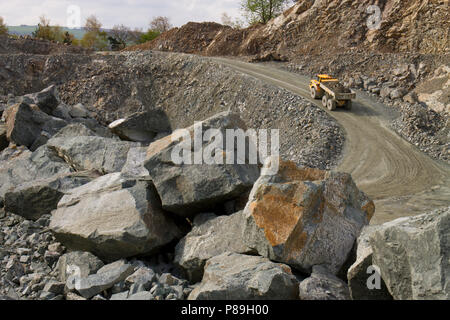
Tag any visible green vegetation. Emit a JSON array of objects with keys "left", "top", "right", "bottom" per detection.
[
  {"left": 5, "top": 14, "right": 173, "bottom": 50},
  {"left": 138, "top": 30, "right": 161, "bottom": 43},
  {"left": 8, "top": 25, "right": 86, "bottom": 39},
  {"left": 80, "top": 15, "right": 108, "bottom": 50},
  {"left": 240, "top": 0, "right": 292, "bottom": 24},
  {"left": 0, "top": 17, "right": 8, "bottom": 35}
]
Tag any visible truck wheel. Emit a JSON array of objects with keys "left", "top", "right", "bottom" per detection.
[
  {"left": 310, "top": 87, "right": 318, "bottom": 99},
  {"left": 327, "top": 99, "right": 336, "bottom": 111},
  {"left": 322, "top": 95, "right": 328, "bottom": 107},
  {"left": 346, "top": 101, "right": 353, "bottom": 110}
]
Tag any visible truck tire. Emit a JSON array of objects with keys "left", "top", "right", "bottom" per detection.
[
  {"left": 322, "top": 95, "right": 328, "bottom": 107},
  {"left": 327, "top": 99, "right": 337, "bottom": 111},
  {"left": 345, "top": 100, "right": 353, "bottom": 110},
  {"left": 310, "top": 87, "right": 318, "bottom": 99}
]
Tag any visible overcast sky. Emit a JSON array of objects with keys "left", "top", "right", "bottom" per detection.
[{"left": 1, "top": 0, "right": 243, "bottom": 29}]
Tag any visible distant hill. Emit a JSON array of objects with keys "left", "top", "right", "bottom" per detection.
[{"left": 7, "top": 25, "right": 86, "bottom": 39}]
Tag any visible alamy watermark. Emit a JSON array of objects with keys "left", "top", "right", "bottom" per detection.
[
  {"left": 66, "top": 5, "right": 81, "bottom": 29},
  {"left": 170, "top": 122, "right": 280, "bottom": 175},
  {"left": 366, "top": 5, "right": 382, "bottom": 30},
  {"left": 366, "top": 265, "right": 382, "bottom": 290}
]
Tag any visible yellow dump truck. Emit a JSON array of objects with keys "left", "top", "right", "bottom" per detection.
[{"left": 310, "top": 74, "right": 355, "bottom": 111}]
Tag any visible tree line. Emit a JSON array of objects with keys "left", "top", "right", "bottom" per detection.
[
  {"left": 0, "top": 0, "right": 295, "bottom": 49},
  {"left": 0, "top": 14, "right": 172, "bottom": 51}
]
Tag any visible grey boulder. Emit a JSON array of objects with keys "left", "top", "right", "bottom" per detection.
[
  {"left": 50, "top": 173, "right": 182, "bottom": 261},
  {"left": 175, "top": 211, "right": 252, "bottom": 282},
  {"left": 47, "top": 136, "right": 139, "bottom": 174},
  {"left": 29, "top": 85, "right": 59, "bottom": 115},
  {"left": 68, "top": 260, "right": 135, "bottom": 299},
  {"left": 4, "top": 172, "right": 96, "bottom": 220},
  {"left": 144, "top": 111, "right": 260, "bottom": 217},
  {"left": 56, "top": 251, "right": 104, "bottom": 283},
  {"left": 69, "top": 103, "right": 89, "bottom": 118},
  {"left": 188, "top": 252, "right": 299, "bottom": 300},
  {"left": 3, "top": 102, "right": 56, "bottom": 148},
  {"left": 0, "top": 145, "right": 73, "bottom": 205},
  {"left": 299, "top": 265, "right": 351, "bottom": 300},
  {"left": 121, "top": 146, "right": 149, "bottom": 177},
  {"left": 108, "top": 110, "right": 171, "bottom": 143},
  {"left": 125, "top": 267, "right": 156, "bottom": 290},
  {"left": 370, "top": 207, "right": 449, "bottom": 300},
  {"left": 347, "top": 226, "right": 392, "bottom": 300}
]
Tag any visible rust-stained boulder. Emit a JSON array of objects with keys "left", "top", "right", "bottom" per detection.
[{"left": 243, "top": 156, "right": 374, "bottom": 274}]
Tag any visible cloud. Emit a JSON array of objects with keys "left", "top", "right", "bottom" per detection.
[{"left": 0, "top": 0, "right": 243, "bottom": 29}]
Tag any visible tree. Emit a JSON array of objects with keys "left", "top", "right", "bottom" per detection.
[
  {"left": 138, "top": 30, "right": 161, "bottom": 44},
  {"left": 240, "top": 0, "right": 292, "bottom": 24},
  {"left": 63, "top": 31, "right": 74, "bottom": 45},
  {"left": 80, "top": 15, "right": 108, "bottom": 50},
  {"left": 149, "top": 16, "right": 172, "bottom": 33},
  {"left": 0, "top": 17, "right": 8, "bottom": 36},
  {"left": 32, "top": 16, "right": 64, "bottom": 42},
  {"left": 84, "top": 15, "right": 102, "bottom": 33},
  {"left": 32, "top": 16, "right": 53, "bottom": 40}
]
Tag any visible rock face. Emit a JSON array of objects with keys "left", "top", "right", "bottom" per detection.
[
  {"left": 4, "top": 172, "right": 96, "bottom": 220},
  {"left": 174, "top": 211, "right": 252, "bottom": 282},
  {"left": 50, "top": 173, "right": 182, "bottom": 261},
  {"left": 299, "top": 265, "right": 351, "bottom": 300},
  {"left": 243, "top": 157, "right": 374, "bottom": 274},
  {"left": 347, "top": 226, "right": 392, "bottom": 300},
  {"left": 131, "top": 0, "right": 448, "bottom": 55},
  {"left": 144, "top": 111, "right": 260, "bottom": 217},
  {"left": 108, "top": 110, "right": 171, "bottom": 143},
  {"left": 370, "top": 208, "right": 449, "bottom": 300},
  {"left": 47, "top": 136, "right": 139, "bottom": 174},
  {"left": 188, "top": 252, "right": 299, "bottom": 300}
]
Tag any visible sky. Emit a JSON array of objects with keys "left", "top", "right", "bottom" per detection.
[{"left": 0, "top": 0, "right": 243, "bottom": 29}]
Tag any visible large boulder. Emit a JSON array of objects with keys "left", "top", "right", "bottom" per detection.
[
  {"left": 175, "top": 211, "right": 252, "bottom": 282},
  {"left": 4, "top": 102, "right": 45, "bottom": 148},
  {"left": 47, "top": 136, "right": 140, "bottom": 174},
  {"left": 144, "top": 111, "right": 260, "bottom": 217},
  {"left": 108, "top": 110, "right": 171, "bottom": 143},
  {"left": 188, "top": 252, "right": 299, "bottom": 300},
  {"left": 4, "top": 102, "right": 68, "bottom": 150},
  {"left": 0, "top": 145, "right": 73, "bottom": 205},
  {"left": 49, "top": 173, "right": 182, "bottom": 261},
  {"left": 4, "top": 172, "right": 97, "bottom": 220},
  {"left": 26, "top": 85, "right": 59, "bottom": 115},
  {"left": 370, "top": 207, "right": 449, "bottom": 300},
  {"left": 121, "top": 146, "right": 149, "bottom": 177},
  {"left": 243, "top": 156, "right": 374, "bottom": 274},
  {"left": 347, "top": 226, "right": 392, "bottom": 300},
  {"left": 299, "top": 265, "right": 351, "bottom": 300}
]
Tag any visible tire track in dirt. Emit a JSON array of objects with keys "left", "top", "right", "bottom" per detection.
[{"left": 212, "top": 57, "right": 450, "bottom": 224}]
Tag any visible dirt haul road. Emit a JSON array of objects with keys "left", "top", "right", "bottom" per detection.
[{"left": 212, "top": 57, "right": 450, "bottom": 225}]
